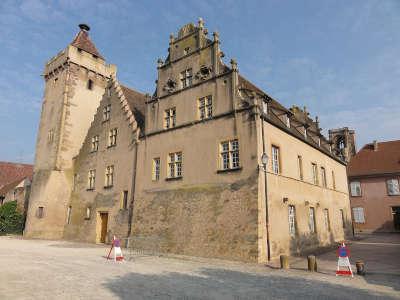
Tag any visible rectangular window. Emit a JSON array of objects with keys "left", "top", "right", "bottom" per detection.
[
  {"left": 152, "top": 158, "right": 160, "bottom": 181},
  {"left": 311, "top": 163, "right": 318, "bottom": 185},
  {"left": 297, "top": 155, "right": 303, "bottom": 180},
  {"left": 72, "top": 174, "right": 78, "bottom": 191},
  {"left": 324, "top": 209, "right": 330, "bottom": 231},
  {"left": 309, "top": 207, "right": 316, "bottom": 233},
  {"left": 91, "top": 135, "right": 99, "bottom": 152},
  {"left": 87, "top": 79, "right": 93, "bottom": 90},
  {"left": 164, "top": 108, "right": 176, "bottom": 129},
  {"left": 108, "top": 128, "right": 118, "bottom": 147},
  {"left": 103, "top": 104, "right": 111, "bottom": 121},
  {"left": 340, "top": 209, "right": 346, "bottom": 228},
  {"left": 198, "top": 95, "right": 212, "bottom": 120},
  {"left": 37, "top": 206, "right": 44, "bottom": 218},
  {"left": 220, "top": 139, "right": 240, "bottom": 170},
  {"left": 85, "top": 207, "right": 91, "bottom": 219},
  {"left": 168, "top": 152, "right": 183, "bottom": 178},
  {"left": 271, "top": 146, "right": 280, "bottom": 174},
  {"left": 387, "top": 179, "right": 400, "bottom": 195},
  {"left": 104, "top": 165, "right": 114, "bottom": 187},
  {"left": 288, "top": 205, "right": 296, "bottom": 236},
  {"left": 352, "top": 207, "right": 365, "bottom": 223},
  {"left": 350, "top": 181, "right": 362, "bottom": 196},
  {"left": 47, "top": 129, "right": 54, "bottom": 143},
  {"left": 332, "top": 170, "right": 336, "bottom": 190},
  {"left": 180, "top": 68, "right": 193, "bottom": 88},
  {"left": 321, "top": 167, "right": 327, "bottom": 188},
  {"left": 66, "top": 206, "right": 72, "bottom": 224},
  {"left": 88, "top": 169, "right": 96, "bottom": 190},
  {"left": 122, "top": 191, "right": 128, "bottom": 210}
]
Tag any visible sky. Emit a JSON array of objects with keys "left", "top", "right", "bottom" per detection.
[{"left": 0, "top": 0, "right": 399, "bottom": 163}]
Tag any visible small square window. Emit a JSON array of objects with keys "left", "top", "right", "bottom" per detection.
[
  {"left": 387, "top": 179, "right": 400, "bottom": 195},
  {"left": 350, "top": 181, "right": 361, "bottom": 197},
  {"left": 87, "top": 79, "right": 93, "bottom": 90},
  {"left": 37, "top": 207, "right": 44, "bottom": 218}
]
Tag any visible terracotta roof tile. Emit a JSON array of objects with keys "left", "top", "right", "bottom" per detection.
[
  {"left": 347, "top": 140, "right": 400, "bottom": 177},
  {"left": 71, "top": 30, "right": 104, "bottom": 60},
  {"left": 0, "top": 162, "right": 33, "bottom": 191}
]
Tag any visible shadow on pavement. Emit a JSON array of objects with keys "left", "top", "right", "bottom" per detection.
[{"left": 103, "top": 268, "right": 397, "bottom": 300}]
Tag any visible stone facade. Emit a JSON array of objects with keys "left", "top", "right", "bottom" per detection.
[{"left": 26, "top": 21, "right": 353, "bottom": 263}]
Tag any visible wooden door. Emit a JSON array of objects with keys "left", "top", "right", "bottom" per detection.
[{"left": 100, "top": 212, "right": 108, "bottom": 243}]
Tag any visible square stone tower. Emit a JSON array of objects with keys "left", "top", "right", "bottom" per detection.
[{"left": 24, "top": 24, "right": 116, "bottom": 239}]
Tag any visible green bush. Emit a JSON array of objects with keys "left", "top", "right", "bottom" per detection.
[{"left": 0, "top": 201, "right": 25, "bottom": 235}]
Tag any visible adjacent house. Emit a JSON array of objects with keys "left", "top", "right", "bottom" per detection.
[
  {"left": 0, "top": 161, "right": 33, "bottom": 213},
  {"left": 348, "top": 140, "right": 400, "bottom": 232}
]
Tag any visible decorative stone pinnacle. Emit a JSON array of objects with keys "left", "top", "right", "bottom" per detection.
[
  {"left": 213, "top": 31, "right": 219, "bottom": 42},
  {"left": 157, "top": 58, "right": 163, "bottom": 68},
  {"left": 230, "top": 59, "right": 238, "bottom": 71},
  {"left": 169, "top": 34, "right": 174, "bottom": 43},
  {"left": 198, "top": 17, "right": 204, "bottom": 28}
]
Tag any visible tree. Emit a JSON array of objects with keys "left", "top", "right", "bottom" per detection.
[{"left": 0, "top": 201, "right": 25, "bottom": 235}]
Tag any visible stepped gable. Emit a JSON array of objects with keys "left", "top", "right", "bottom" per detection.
[
  {"left": 0, "top": 162, "right": 33, "bottom": 189},
  {"left": 70, "top": 24, "right": 104, "bottom": 60},
  {"left": 120, "top": 85, "right": 146, "bottom": 133},
  {"left": 109, "top": 77, "right": 146, "bottom": 135},
  {"left": 348, "top": 140, "right": 400, "bottom": 177}
]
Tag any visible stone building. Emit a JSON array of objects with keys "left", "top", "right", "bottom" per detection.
[
  {"left": 348, "top": 140, "right": 400, "bottom": 232},
  {"left": 25, "top": 20, "right": 352, "bottom": 263}
]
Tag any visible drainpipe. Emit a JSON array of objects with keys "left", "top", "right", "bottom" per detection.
[
  {"left": 260, "top": 100, "right": 271, "bottom": 262},
  {"left": 127, "top": 138, "right": 139, "bottom": 239}
]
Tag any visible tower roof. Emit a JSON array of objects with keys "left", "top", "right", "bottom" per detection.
[{"left": 70, "top": 24, "right": 104, "bottom": 60}]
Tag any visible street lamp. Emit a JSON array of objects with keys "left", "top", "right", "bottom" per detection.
[
  {"left": 261, "top": 152, "right": 271, "bottom": 261},
  {"left": 261, "top": 152, "right": 269, "bottom": 168}
]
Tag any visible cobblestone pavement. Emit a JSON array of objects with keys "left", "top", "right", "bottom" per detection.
[{"left": 0, "top": 234, "right": 399, "bottom": 299}]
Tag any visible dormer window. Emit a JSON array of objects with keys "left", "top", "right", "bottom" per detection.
[
  {"left": 285, "top": 114, "right": 291, "bottom": 128},
  {"left": 180, "top": 69, "right": 193, "bottom": 88},
  {"left": 87, "top": 79, "right": 93, "bottom": 90},
  {"left": 262, "top": 101, "right": 268, "bottom": 114}
]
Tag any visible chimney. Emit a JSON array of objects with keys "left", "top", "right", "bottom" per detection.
[{"left": 373, "top": 140, "right": 378, "bottom": 151}]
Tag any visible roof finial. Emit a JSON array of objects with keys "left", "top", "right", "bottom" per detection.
[{"left": 79, "top": 24, "right": 90, "bottom": 31}]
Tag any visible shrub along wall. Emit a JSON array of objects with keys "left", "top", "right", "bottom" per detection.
[{"left": 0, "top": 201, "right": 25, "bottom": 235}]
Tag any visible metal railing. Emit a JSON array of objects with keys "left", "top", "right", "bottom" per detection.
[{"left": 120, "top": 235, "right": 167, "bottom": 260}]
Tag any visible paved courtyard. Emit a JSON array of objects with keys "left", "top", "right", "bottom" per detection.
[{"left": 0, "top": 234, "right": 399, "bottom": 299}]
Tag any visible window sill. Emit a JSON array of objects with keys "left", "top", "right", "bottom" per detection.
[
  {"left": 388, "top": 193, "right": 400, "bottom": 196},
  {"left": 104, "top": 185, "right": 114, "bottom": 189},
  {"left": 165, "top": 176, "right": 183, "bottom": 181},
  {"left": 86, "top": 188, "right": 95, "bottom": 191},
  {"left": 350, "top": 195, "right": 362, "bottom": 197},
  {"left": 90, "top": 150, "right": 98, "bottom": 154},
  {"left": 102, "top": 119, "right": 110, "bottom": 123},
  {"left": 107, "top": 145, "right": 116, "bottom": 149},
  {"left": 217, "top": 167, "right": 242, "bottom": 174}
]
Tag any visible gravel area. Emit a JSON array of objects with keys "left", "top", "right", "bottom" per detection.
[{"left": 0, "top": 234, "right": 399, "bottom": 299}]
